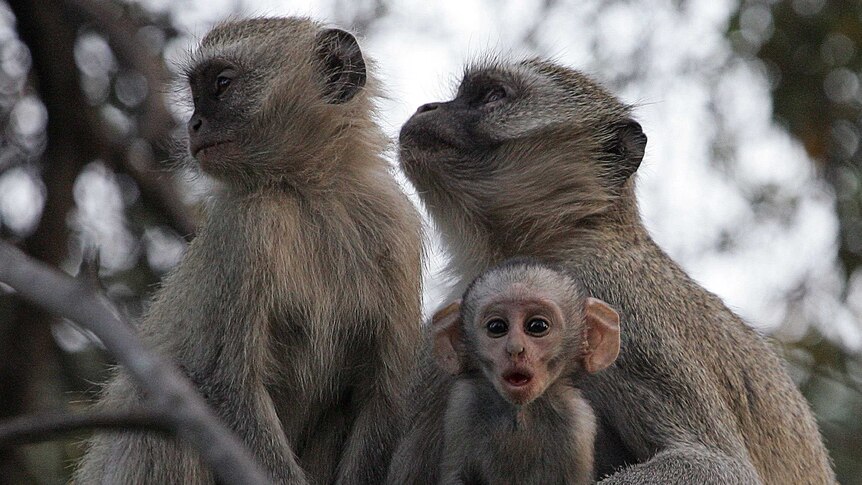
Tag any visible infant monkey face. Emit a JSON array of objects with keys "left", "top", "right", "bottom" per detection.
[{"left": 475, "top": 292, "right": 567, "bottom": 406}]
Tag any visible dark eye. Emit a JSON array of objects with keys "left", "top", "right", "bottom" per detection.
[
  {"left": 486, "top": 318, "right": 508, "bottom": 337},
  {"left": 213, "top": 70, "right": 235, "bottom": 97},
  {"left": 525, "top": 318, "right": 550, "bottom": 336},
  {"left": 481, "top": 86, "right": 507, "bottom": 105}
]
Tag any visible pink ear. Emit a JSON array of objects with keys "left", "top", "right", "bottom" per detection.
[
  {"left": 431, "top": 300, "right": 466, "bottom": 375},
  {"left": 583, "top": 297, "right": 621, "bottom": 373}
]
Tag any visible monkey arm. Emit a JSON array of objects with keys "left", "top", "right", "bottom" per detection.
[
  {"left": 588, "top": 365, "right": 764, "bottom": 485},
  {"left": 441, "top": 472, "right": 470, "bottom": 484},
  {"left": 597, "top": 445, "right": 763, "bottom": 485},
  {"left": 75, "top": 321, "right": 312, "bottom": 485},
  {"left": 202, "top": 377, "right": 310, "bottom": 485},
  {"left": 334, "top": 336, "right": 412, "bottom": 485},
  {"left": 439, "top": 453, "right": 469, "bottom": 485},
  {"left": 437, "top": 381, "right": 481, "bottom": 485},
  {"left": 438, "top": 454, "right": 467, "bottom": 485},
  {"left": 385, "top": 358, "right": 451, "bottom": 485},
  {"left": 385, "top": 400, "right": 447, "bottom": 485},
  {"left": 171, "top": 267, "right": 310, "bottom": 485},
  {"left": 334, "top": 390, "right": 401, "bottom": 485},
  {"left": 75, "top": 226, "right": 312, "bottom": 484},
  {"left": 71, "top": 374, "right": 213, "bottom": 485}
]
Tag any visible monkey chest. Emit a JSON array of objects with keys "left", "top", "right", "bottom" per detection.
[{"left": 464, "top": 414, "right": 577, "bottom": 484}]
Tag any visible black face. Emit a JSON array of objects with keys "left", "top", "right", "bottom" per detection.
[
  {"left": 399, "top": 61, "right": 649, "bottom": 257},
  {"left": 185, "top": 28, "right": 368, "bottom": 181},
  {"left": 186, "top": 58, "right": 247, "bottom": 166},
  {"left": 399, "top": 62, "right": 648, "bottom": 193},
  {"left": 399, "top": 69, "right": 515, "bottom": 156}
]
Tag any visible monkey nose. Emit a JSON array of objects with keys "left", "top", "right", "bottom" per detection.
[
  {"left": 415, "top": 102, "right": 440, "bottom": 114},
  {"left": 507, "top": 343, "right": 525, "bottom": 356},
  {"left": 188, "top": 115, "right": 203, "bottom": 133}
]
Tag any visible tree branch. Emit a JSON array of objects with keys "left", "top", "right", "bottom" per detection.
[
  {"left": 0, "top": 240, "right": 272, "bottom": 485},
  {"left": 2, "top": 0, "right": 100, "bottom": 478},
  {"left": 0, "top": 409, "right": 169, "bottom": 448}
]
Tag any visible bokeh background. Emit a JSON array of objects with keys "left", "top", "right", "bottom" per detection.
[{"left": 0, "top": 0, "right": 860, "bottom": 483}]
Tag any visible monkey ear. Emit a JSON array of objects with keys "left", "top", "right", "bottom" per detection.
[
  {"left": 431, "top": 300, "right": 466, "bottom": 375},
  {"left": 582, "top": 297, "right": 621, "bottom": 373},
  {"left": 608, "top": 119, "right": 647, "bottom": 182},
  {"left": 315, "top": 28, "right": 367, "bottom": 104}
]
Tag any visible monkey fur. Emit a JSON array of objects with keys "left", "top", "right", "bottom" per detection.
[
  {"left": 73, "top": 17, "right": 422, "bottom": 485},
  {"left": 435, "top": 259, "right": 621, "bottom": 485},
  {"left": 387, "top": 57, "right": 835, "bottom": 485}
]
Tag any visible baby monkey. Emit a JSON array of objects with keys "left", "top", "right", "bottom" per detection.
[{"left": 433, "top": 259, "right": 621, "bottom": 485}]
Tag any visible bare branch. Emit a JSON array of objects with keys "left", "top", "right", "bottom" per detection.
[
  {"left": 0, "top": 240, "right": 272, "bottom": 485},
  {"left": 2, "top": 1, "right": 99, "bottom": 477},
  {"left": 0, "top": 409, "right": 169, "bottom": 448}
]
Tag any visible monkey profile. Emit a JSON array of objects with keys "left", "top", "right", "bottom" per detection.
[
  {"left": 433, "top": 260, "right": 620, "bottom": 485},
  {"left": 74, "top": 17, "right": 422, "bottom": 485},
  {"left": 387, "top": 58, "right": 836, "bottom": 485}
]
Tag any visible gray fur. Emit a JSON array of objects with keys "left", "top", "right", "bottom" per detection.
[
  {"left": 73, "top": 17, "right": 422, "bottom": 485},
  {"left": 439, "top": 262, "right": 598, "bottom": 485},
  {"left": 388, "top": 57, "right": 835, "bottom": 485},
  {"left": 441, "top": 379, "right": 595, "bottom": 485}
]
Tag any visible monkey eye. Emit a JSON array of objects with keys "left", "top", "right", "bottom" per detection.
[
  {"left": 524, "top": 318, "right": 550, "bottom": 337},
  {"left": 485, "top": 318, "right": 508, "bottom": 337},
  {"left": 213, "top": 69, "right": 236, "bottom": 97},
  {"left": 480, "top": 86, "right": 507, "bottom": 105}
]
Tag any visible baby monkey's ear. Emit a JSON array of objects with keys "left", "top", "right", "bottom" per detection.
[
  {"left": 315, "top": 28, "right": 366, "bottom": 104},
  {"left": 582, "top": 297, "right": 621, "bottom": 373},
  {"left": 431, "top": 300, "right": 466, "bottom": 376}
]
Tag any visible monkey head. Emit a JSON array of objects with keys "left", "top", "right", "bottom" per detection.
[
  {"left": 182, "top": 17, "right": 377, "bottom": 190},
  {"left": 432, "top": 260, "right": 621, "bottom": 406},
  {"left": 399, "top": 58, "right": 647, "bottom": 258}
]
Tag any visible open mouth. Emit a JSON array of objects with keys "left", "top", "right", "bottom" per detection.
[{"left": 503, "top": 370, "right": 532, "bottom": 387}]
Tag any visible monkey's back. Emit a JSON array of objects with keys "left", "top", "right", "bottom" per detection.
[{"left": 572, "top": 231, "right": 835, "bottom": 485}]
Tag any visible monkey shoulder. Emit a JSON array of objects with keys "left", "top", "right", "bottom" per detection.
[
  {"left": 442, "top": 379, "right": 508, "bottom": 449},
  {"left": 530, "top": 386, "right": 596, "bottom": 453},
  {"left": 556, "top": 385, "right": 596, "bottom": 431},
  {"left": 574, "top": 238, "right": 773, "bottom": 357},
  {"left": 555, "top": 386, "right": 598, "bottom": 475},
  {"left": 574, "top": 241, "right": 822, "bottom": 469},
  {"left": 443, "top": 379, "right": 483, "bottom": 430}
]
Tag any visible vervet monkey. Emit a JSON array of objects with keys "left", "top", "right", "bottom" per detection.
[
  {"left": 387, "top": 58, "right": 835, "bottom": 485},
  {"left": 75, "top": 17, "right": 422, "bottom": 485},
  {"left": 435, "top": 260, "right": 619, "bottom": 485}
]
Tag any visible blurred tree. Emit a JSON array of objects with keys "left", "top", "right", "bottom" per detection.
[
  {"left": 729, "top": 0, "right": 862, "bottom": 482},
  {"left": 0, "top": 0, "right": 194, "bottom": 481},
  {"left": 731, "top": 0, "right": 862, "bottom": 272}
]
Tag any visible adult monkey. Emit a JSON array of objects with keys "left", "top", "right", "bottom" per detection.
[
  {"left": 74, "top": 17, "right": 422, "bottom": 484},
  {"left": 387, "top": 59, "right": 835, "bottom": 484}
]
